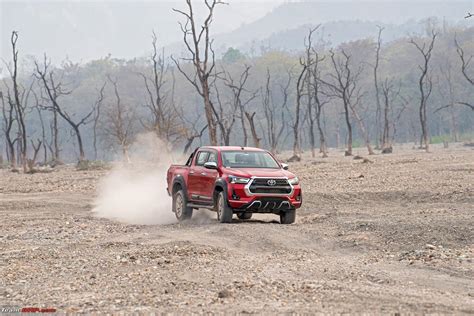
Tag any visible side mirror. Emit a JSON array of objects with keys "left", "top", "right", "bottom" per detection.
[
  {"left": 204, "top": 161, "right": 218, "bottom": 170},
  {"left": 281, "top": 163, "right": 289, "bottom": 170}
]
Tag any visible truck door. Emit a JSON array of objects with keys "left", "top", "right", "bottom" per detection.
[
  {"left": 187, "top": 151, "right": 209, "bottom": 201},
  {"left": 200, "top": 151, "right": 219, "bottom": 200}
]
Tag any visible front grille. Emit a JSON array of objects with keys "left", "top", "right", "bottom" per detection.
[{"left": 248, "top": 178, "right": 292, "bottom": 195}]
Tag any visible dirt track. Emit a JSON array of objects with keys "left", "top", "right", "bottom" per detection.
[{"left": 1, "top": 144, "right": 473, "bottom": 313}]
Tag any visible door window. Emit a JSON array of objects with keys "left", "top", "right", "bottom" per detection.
[
  {"left": 195, "top": 151, "right": 209, "bottom": 166},
  {"left": 208, "top": 152, "right": 218, "bottom": 163}
]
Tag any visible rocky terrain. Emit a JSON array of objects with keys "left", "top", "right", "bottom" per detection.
[{"left": 1, "top": 144, "right": 473, "bottom": 313}]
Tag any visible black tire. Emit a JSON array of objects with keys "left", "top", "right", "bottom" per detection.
[
  {"left": 216, "top": 191, "right": 233, "bottom": 223},
  {"left": 173, "top": 189, "right": 193, "bottom": 221},
  {"left": 280, "top": 209, "right": 296, "bottom": 224},
  {"left": 237, "top": 212, "right": 252, "bottom": 220}
]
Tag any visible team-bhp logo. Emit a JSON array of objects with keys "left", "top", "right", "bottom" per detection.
[{"left": 267, "top": 179, "right": 277, "bottom": 186}]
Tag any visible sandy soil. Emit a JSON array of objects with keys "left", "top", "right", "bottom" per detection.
[{"left": 1, "top": 144, "right": 473, "bottom": 313}]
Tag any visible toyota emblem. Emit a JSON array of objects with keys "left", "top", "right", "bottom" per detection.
[{"left": 267, "top": 179, "right": 277, "bottom": 186}]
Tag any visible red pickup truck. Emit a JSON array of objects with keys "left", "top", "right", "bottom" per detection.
[{"left": 166, "top": 146, "right": 302, "bottom": 224}]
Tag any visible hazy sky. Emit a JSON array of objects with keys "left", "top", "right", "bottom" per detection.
[
  {"left": 0, "top": 0, "right": 472, "bottom": 65},
  {"left": 0, "top": 0, "right": 283, "bottom": 62}
]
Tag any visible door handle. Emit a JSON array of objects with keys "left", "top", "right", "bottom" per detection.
[{"left": 201, "top": 172, "right": 207, "bottom": 176}]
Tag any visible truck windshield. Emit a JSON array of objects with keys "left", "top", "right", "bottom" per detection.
[{"left": 221, "top": 151, "right": 280, "bottom": 169}]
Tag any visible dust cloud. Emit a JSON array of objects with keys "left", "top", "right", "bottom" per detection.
[{"left": 92, "top": 134, "right": 180, "bottom": 225}]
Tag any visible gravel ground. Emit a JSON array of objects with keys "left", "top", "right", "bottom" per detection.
[{"left": 1, "top": 144, "right": 473, "bottom": 313}]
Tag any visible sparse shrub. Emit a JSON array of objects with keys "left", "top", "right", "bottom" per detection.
[
  {"left": 430, "top": 135, "right": 450, "bottom": 144},
  {"left": 76, "top": 160, "right": 110, "bottom": 171}
]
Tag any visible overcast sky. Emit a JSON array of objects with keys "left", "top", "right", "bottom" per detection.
[{"left": 1, "top": 0, "right": 472, "bottom": 65}]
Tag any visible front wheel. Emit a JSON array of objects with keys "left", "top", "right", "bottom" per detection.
[
  {"left": 173, "top": 190, "right": 193, "bottom": 221},
  {"left": 216, "top": 191, "right": 233, "bottom": 223},
  {"left": 280, "top": 209, "right": 296, "bottom": 224}
]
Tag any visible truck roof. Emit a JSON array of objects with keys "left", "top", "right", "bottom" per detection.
[{"left": 199, "top": 146, "right": 267, "bottom": 152}]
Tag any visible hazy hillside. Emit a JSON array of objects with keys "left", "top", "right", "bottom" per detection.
[
  {"left": 237, "top": 19, "right": 466, "bottom": 53},
  {"left": 212, "top": 1, "right": 471, "bottom": 52}
]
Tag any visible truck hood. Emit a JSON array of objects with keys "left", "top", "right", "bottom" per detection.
[{"left": 225, "top": 168, "right": 296, "bottom": 179}]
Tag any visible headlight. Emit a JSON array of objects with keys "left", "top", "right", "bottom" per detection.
[
  {"left": 288, "top": 177, "right": 299, "bottom": 185},
  {"left": 229, "top": 176, "right": 250, "bottom": 184}
]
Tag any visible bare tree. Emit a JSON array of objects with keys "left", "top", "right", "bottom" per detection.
[
  {"left": 290, "top": 59, "right": 309, "bottom": 160},
  {"left": 29, "top": 138, "right": 42, "bottom": 168},
  {"left": 452, "top": 35, "right": 474, "bottom": 111},
  {"left": 409, "top": 31, "right": 437, "bottom": 152},
  {"left": 303, "top": 27, "right": 320, "bottom": 158},
  {"left": 183, "top": 124, "right": 208, "bottom": 154},
  {"left": 455, "top": 35, "right": 474, "bottom": 86},
  {"left": 350, "top": 97, "right": 375, "bottom": 155},
  {"left": 5, "top": 31, "right": 28, "bottom": 171},
  {"left": 373, "top": 26, "right": 384, "bottom": 148},
  {"left": 139, "top": 31, "right": 183, "bottom": 144},
  {"left": 92, "top": 90, "right": 103, "bottom": 160},
  {"left": 105, "top": 75, "right": 136, "bottom": 162},
  {"left": 310, "top": 52, "right": 329, "bottom": 157},
  {"left": 222, "top": 65, "right": 257, "bottom": 146},
  {"left": 380, "top": 78, "right": 403, "bottom": 152},
  {"left": 245, "top": 111, "right": 261, "bottom": 148},
  {"left": 435, "top": 63, "right": 459, "bottom": 142},
  {"left": 262, "top": 69, "right": 289, "bottom": 154},
  {"left": 35, "top": 57, "right": 105, "bottom": 161},
  {"left": 320, "top": 49, "right": 364, "bottom": 156},
  {"left": 172, "top": 0, "right": 225, "bottom": 145},
  {"left": 0, "top": 89, "right": 17, "bottom": 169},
  {"left": 262, "top": 69, "right": 293, "bottom": 153},
  {"left": 213, "top": 82, "right": 236, "bottom": 145},
  {"left": 31, "top": 90, "right": 49, "bottom": 164}
]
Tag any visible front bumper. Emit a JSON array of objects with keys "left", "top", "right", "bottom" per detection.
[{"left": 226, "top": 182, "right": 302, "bottom": 213}]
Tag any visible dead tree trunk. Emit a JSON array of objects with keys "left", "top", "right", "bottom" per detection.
[
  {"left": 0, "top": 90, "right": 17, "bottom": 169},
  {"left": 262, "top": 69, "right": 290, "bottom": 154},
  {"left": 222, "top": 65, "right": 257, "bottom": 147},
  {"left": 139, "top": 32, "right": 183, "bottom": 143},
  {"left": 320, "top": 49, "right": 364, "bottom": 156},
  {"left": 304, "top": 28, "right": 319, "bottom": 157},
  {"left": 172, "top": 0, "right": 224, "bottom": 146},
  {"left": 213, "top": 84, "right": 235, "bottom": 145},
  {"left": 349, "top": 104, "right": 375, "bottom": 155},
  {"left": 106, "top": 75, "right": 135, "bottom": 162},
  {"left": 311, "top": 51, "right": 329, "bottom": 158},
  {"left": 183, "top": 124, "right": 207, "bottom": 154},
  {"left": 31, "top": 90, "right": 48, "bottom": 164},
  {"left": 452, "top": 35, "right": 474, "bottom": 111},
  {"left": 292, "top": 60, "right": 309, "bottom": 160},
  {"left": 8, "top": 31, "right": 28, "bottom": 172},
  {"left": 373, "top": 26, "right": 384, "bottom": 149},
  {"left": 52, "top": 103, "right": 59, "bottom": 162},
  {"left": 93, "top": 104, "right": 100, "bottom": 160},
  {"left": 381, "top": 79, "right": 393, "bottom": 151},
  {"left": 409, "top": 31, "right": 437, "bottom": 152},
  {"left": 245, "top": 111, "right": 261, "bottom": 148}
]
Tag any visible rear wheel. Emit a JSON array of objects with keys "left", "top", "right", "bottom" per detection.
[
  {"left": 173, "top": 189, "right": 193, "bottom": 221},
  {"left": 216, "top": 191, "right": 233, "bottom": 223},
  {"left": 237, "top": 212, "right": 252, "bottom": 220},
  {"left": 280, "top": 209, "right": 296, "bottom": 224}
]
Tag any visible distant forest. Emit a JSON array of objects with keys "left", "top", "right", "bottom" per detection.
[{"left": 1, "top": 7, "right": 473, "bottom": 169}]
